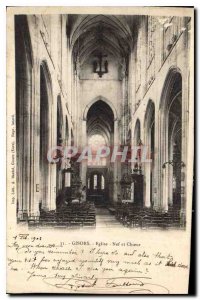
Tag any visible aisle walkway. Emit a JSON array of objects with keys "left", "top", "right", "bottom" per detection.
[{"left": 95, "top": 207, "right": 123, "bottom": 228}]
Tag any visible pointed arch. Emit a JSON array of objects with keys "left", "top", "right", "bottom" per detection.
[
  {"left": 83, "top": 96, "right": 118, "bottom": 121},
  {"left": 40, "top": 60, "right": 53, "bottom": 104},
  {"left": 159, "top": 66, "right": 182, "bottom": 111},
  {"left": 133, "top": 119, "right": 141, "bottom": 145},
  {"left": 144, "top": 99, "right": 155, "bottom": 208},
  {"left": 159, "top": 67, "right": 182, "bottom": 211}
]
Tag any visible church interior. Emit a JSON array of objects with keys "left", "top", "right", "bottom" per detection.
[{"left": 15, "top": 13, "right": 193, "bottom": 229}]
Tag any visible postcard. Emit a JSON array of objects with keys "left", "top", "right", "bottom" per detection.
[{"left": 6, "top": 6, "right": 194, "bottom": 294}]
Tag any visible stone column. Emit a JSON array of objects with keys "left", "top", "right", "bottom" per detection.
[
  {"left": 184, "top": 17, "right": 194, "bottom": 227},
  {"left": 160, "top": 110, "right": 169, "bottom": 212},
  {"left": 179, "top": 18, "right": 191, "bottom": 225},
  {"left": 141, "top": 16, "right": 147, "bottom": 98},
  {"left": 80, "top": 119, "right": 87, "bottom": 187},
  {"left": 49, "top": 88, "right": 57, "bottom": 211},
  {"left": 17, "top": 60, "right": 32, "bottom": 220},
  {"left": 153, "top": 105, "right": 161, "bottom": 211},
  {"left": 180, "top": 29, "right": 190, "bottom": 224},
  {"left": 65, "top": 128, "right": 72, "bottom": 187},
  {"left": 144, "top": 163, "right": 151, "bottom": 208},
  {"left": 143, "top": 116, "right": 151, "bottom": 208},
  {"left": 113, "top": 118, "right": 120, "bottom": 202},
  {"left": 29, "top": 61, "right": 41, "bottom": 219}
]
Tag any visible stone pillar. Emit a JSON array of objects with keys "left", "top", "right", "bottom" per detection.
[
  {"left": 66, "top": 41, "right": 72, "bottom": 115},
  {"left": 61, "top": 15, "right": 68, "bottom": 91},
  {"left": 162, "top": 165, "right": 169, "bottom": 212},
  {"left": 65, "top": 129, "right": 72, "bottom": 187},
  {"left": 113, "top": 118, "right": 120, "bottom": 202},
  {"left": 160, "top": 110, "right": 169, "bottom": 212},
  {"left": 80, "top": 119, "right": 87, "bottom": 187},
  {"left": 153, "top": 105, "right": 161, "bottom": 211},
  {"left": 141, "top": 16, "right": 147, "bottom": 98},
  {"left": 50, "top": 94, "right": 57, "bottom": 211},
  {"left": 180, "top": 18, "right": 191, "bottom": 225},
  {"left": 183, "top": 17, "right": 194, "bottom": 227},
  {"left": 17, "top": 59, "right": 32, "bottom": 220},
  {"left": 168, "top": 164, "right": 173, "bottom": 206},
  {"left": 143, "top": 116, "right": 151, "bottom": 208},
  {"left": 144, "top": 162, "right": 151, "bottom": 208},
  {"left": 180, "top": 63, "right": 189, "bottom": 225},
  {"left": 29, "top": 62, "right": 40, "bottom": 219}
]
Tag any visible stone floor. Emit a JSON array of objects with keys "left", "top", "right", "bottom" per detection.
[{"left": 95, "top": 208, "right": 123, "bottom": 228}]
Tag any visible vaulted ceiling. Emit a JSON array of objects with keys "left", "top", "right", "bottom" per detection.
[
  {"left": 87, "top": 100, "right": 114, "bottom": 144},
  {"left": 69, "top": 14, "right": 137, "bottom": 66}
]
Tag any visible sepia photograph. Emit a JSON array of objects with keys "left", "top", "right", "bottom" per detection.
[{"left": 6, "top": 6, "right": 194, "bottom": 294}]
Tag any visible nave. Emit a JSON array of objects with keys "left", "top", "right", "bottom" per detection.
[
  {"left": 14, "top": 14, "right": 193, "bottom": 229},
  {"left": 27, "top": 201, "right": 183, "bottom": 230}
]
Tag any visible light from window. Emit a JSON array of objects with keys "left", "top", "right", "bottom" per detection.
[
  {"left": 88, "top": 134, "right": 107, "bottom": 166},
  {"left": 94, "top": 175, "right": 97, "bottom": 190},
  {"left": 101, "top": 175, "right": 105, "bottom": 189}
]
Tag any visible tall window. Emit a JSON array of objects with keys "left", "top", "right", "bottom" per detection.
[
  {"left": 94, "top": 175, "right": 97, "bottom": 190},
  {"left": 101, "top": 175, "right": 105, "bottom": 189}
]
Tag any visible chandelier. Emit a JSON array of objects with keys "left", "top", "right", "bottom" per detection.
[{"left": 93, "top": 52, "right": 108, "bottom": 78}]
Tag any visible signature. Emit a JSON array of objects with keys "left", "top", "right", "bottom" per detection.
[{"left": 42, "top": 275, "right": 170, "bottom": 294}]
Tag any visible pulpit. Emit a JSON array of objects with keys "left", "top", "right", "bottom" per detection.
[
  {"left": 71, "top": 172, "right": 82, "bottom": 200},
  {"left": 120, "top": 173, "right": 133, "bottom": 202},
  {"left": 63, "top": 160, "right": 82, "bottom": 201}
]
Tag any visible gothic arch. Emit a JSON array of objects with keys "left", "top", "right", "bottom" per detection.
[
  {"left": 83, "top": 96, "right": 118, "bottom": 121},
  {"left": 40, "top": 60, "right": 53, "bottom": 103},
  {"left": 159, "top": 66, "right": 182, "bottom": 111},
  {"left": 144, "top": 99, "right": 155, "bottom": 158},
  {"left": 133, "top": 119, "right": 141, "bottom": 145},
  {"left": 159, "top": 67, "right": 182, "bottom": 211}
]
